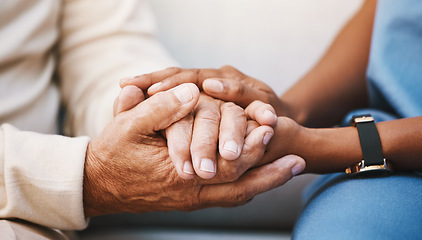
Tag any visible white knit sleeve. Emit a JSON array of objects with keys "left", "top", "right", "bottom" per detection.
[
  {"left": 59, "top": 0, "right": 177, "bottom": 138},
  {"left": 0, "top": 124, "right": 89, "bottom": 230}
]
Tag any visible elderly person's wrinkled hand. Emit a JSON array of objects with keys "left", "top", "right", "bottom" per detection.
[
  {"left": 84, "top": 83, "right": 304, "bottom": 217},
  {"left": 116, "top": 78, "right": 278, "bottom": 180}
]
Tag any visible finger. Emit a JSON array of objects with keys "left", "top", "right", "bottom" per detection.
[
  {"left": 166, "top": 115, "right": 195, "bottom": 180},
  {"left": 199, "top": 155, "right": 306, "bottom": 207},
  {"left": 245, "top": 100, "right": 278, "bottom": 126},
  {"left": 218, "top": 102, "right": 247, "bottom": 160},
  {"left": 119, "top": 67, "right": 182, "bottom": 90},
  {"left": 246, "top": 120, "right": 260, "bottom": 136},
  {"left": 240, "top": 124, "right": 274, "bottom": 167},
  {"left": 113, "top": 85, "right": 145, "bottom": 116},
  {"left": 190, "top": 96, "right": 221, "bottom": 179},
  {"left": 147, "top": 70, "right": 200, "bottom": 96},
  {"left": 129, "top": 83, "right": 200, "bottom": 133},
  {"left": 202, "top": 78, "right": 270, "bottom": 109},
  {"left": 147, "top": 68, "right": 231, "bottom": 96},
  {"left": 207, "top": 124, "right": 274, "bottom": 185},
  {"left": 147, "top": 68, "right": 229, "bottom": 95}
]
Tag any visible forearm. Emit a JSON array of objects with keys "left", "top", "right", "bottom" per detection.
[
  {"left": 281, "top": 0, "right": 377, "bottom": 127},
  {"left": 283, "top": 117, "right": 422, "bottom": 174}
]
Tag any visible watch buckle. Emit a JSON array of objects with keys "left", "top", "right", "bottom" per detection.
[
  {"left": 352, "top": 116, "right": 375, "bottom": 127},
  {"left": 345, "top": 158, "right": 392, "bottom": 174}
]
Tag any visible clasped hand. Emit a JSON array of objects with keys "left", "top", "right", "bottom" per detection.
[{"left": 83, "top": 67, "right": 305, "bottom": 217}]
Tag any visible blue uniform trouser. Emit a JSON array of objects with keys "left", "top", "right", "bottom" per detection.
[
  {"left": 293, "top": 109, "right": 422, "bottom": 239},
  {"left": 293, "top": 172, "right": 422, "bottom": 239}
]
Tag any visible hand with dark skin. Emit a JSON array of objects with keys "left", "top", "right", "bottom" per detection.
[
  {"left": 120, "top": 66, "right": 286, "bottom": 117},
  {"left": 120, "top": 0, "right": 422, "bottom": 174},
  {"left": 83, "top": 83, "right": 306, "bottom": 217}
]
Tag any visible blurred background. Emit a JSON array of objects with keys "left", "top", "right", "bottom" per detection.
[
  {"left": 150, "top": 0, "right": 362, "bottom": 93},
  {"left": 81, "top": 0, "right": 363, "bottom": 239}
]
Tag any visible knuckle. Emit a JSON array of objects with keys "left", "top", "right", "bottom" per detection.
[
  {"left": 251, "top": 100, "right": 264, "bottom": 107},
  {"left": 231, "top": 81, "right": 246, "bottom": 97},
  {"left": 277, "top": 116, "right": 298, "bottom": 131},
  {"left": 166, "top": 67, "right": 182, "bottom": 73},
  {"left": 196, "top": 69, "right": 210, "bottom": 83},
  {"left": 196, "top": 186, "right": 214, "bottom": 209},
  {"left": 219, "top": 65, "right": 235, "bottom": 72},
  {"left": 227, "top": 103, "right": 246, "bottom": 118},
  {"left": 172, "top": 73, "right": 187, "bottom": 83},
  {"left": 227, "top": 173, "right": 240, "bottom": 182},
  {"left": 173, "top": 114, "right": 194, "bottom": 130},
  {"left": 262, "top": 94, "right": 272, "bottom": 105},
  {"left": 196, "top": 104, "right": 221, "bottom": 123},
  {"left": 142, "top": 72, "right": 153, "bottom": 81},
  {"left": 233, "top": 188, "right": 249, "bottom": 203},
  {"left": 190, "top": 130, "right": 218, "bottom": 154},
  {"left": 180, "top": 198, "right": 198, "bottom": 210},
  {"left": 219, "top": 65, "right": 244, "bottom": 79},
  {"left": 190, "top": 68, "right": 200, "bottom": 77},
  {"left": 176, "top": 70, "right": 197, "bottom": 84},
  {"left": 169, "top": 137, "right": 189, "bottom": 154},
  {"left": 246, "top": 100, "right": 265, "bottom": 114},
  {"left": 219, "top": 162, "right": 241, "bottom": 182},
  {"left": 223, "top": 171, "right": 239, "bottom": 182},
  {"left": 191, "top": 139, "right": 215, "bottom": 151},
  {"left": 199, "top": 114, "right": 220, "bottom": 126},
  {"left": 221, "top": 101, "right": 240, "bottom": 111},
  {"left": 185, "top": 70, "right": 196, "bottom": 78}
]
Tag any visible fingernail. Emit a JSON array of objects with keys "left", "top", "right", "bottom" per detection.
[
  {"left": 291, "top": 163, "right": 305, "bottom": 176},
  {"left": 204, "top": 79, "right": 224, "bottom": 93},
  {"left": 223, "top": 140, "right": 238, "bottom": 154},
  {"left": 199, "top": 158, "right": 216, "bottom": 173},
  {"left": 174, "top": 84, "right": 193, "bottom": 104},
  {"left": 263, "top": 132, "right": 273, "bottom": 145},
  {"left": 264, "top": 110, "right": 278, "bottom": 122},
  {"left": 182, "top": 161, "right": 194, "bottom": 175},
  {"left": 283, "top": 155, "right": 305, "bottom": 176},
  {"left": 148, "top": 82, "right": 162, "bottom": 92}
]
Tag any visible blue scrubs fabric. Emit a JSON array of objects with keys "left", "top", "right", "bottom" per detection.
[
  {"left": 293, "top": 0, "right": 422, "bottom": 238},
  {"left": 366, "top": 0, "right": 422, "bottom": 117},
  {"left": 293, "top": 173, "right": 422, "bottom": 240}
]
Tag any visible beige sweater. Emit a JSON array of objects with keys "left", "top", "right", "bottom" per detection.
[{"left": 0, "top": 0, "right": 176, "bottom": 230}]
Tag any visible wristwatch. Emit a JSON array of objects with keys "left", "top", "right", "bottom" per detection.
[{"left": 345, "top": 114, "right": 393, "bottom": 175}]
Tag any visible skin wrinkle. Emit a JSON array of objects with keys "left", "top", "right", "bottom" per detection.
[
  {"left": 112, "top": 67, "right": 309, "bottom": 220},
  {"left": 107, "top": 3, "right": 422, "bottom": 233},
  {"left": 83, "top": 90, "right": 294, "bottom": 217}
]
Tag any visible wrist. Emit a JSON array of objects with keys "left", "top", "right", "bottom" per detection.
[
  {"left": 260, "top": 117, "right": 305, "bottom": 165},
  {"left": 83, "top": 141, "right": 117, "bottom": 217},
  {"left": 277, "top": 95, "right": 310, "bottom": 126},
  {"left": 300, "top": 126, "right": 362, "bottom": 173}
]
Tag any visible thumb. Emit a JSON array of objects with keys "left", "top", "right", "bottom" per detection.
[
  {"left": 199, "top": 154, "right": 306, "bottom": 207},
  {"left": 130, "top": 83, "right": 200, "bottom": 133},
  {"left": 113, "top": 85, "right": 145, "bottom": 116},
  {"left": 278, "top": 154, "right": 306, "bottom": 177}
]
